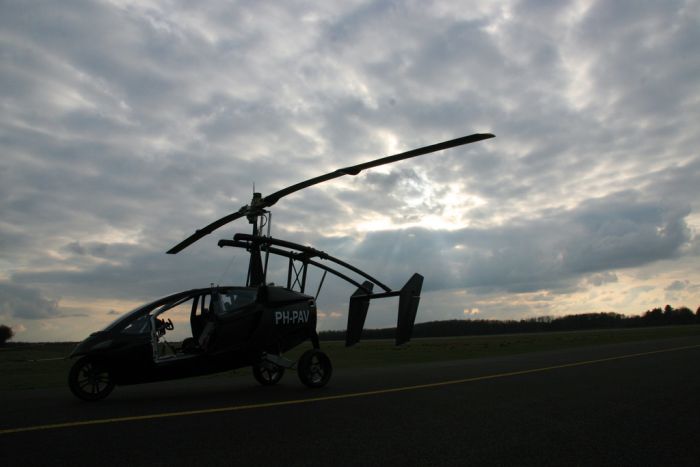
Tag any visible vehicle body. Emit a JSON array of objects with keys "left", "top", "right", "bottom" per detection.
[
  {"left": 68, "top": 133, "right": 493, "bottom": 401},
  {"left": 69, "top": 285, "right": 325, "bottom": 400}
]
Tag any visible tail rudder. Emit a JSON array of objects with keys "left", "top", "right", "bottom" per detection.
[
  {"left": 396, "top": 273, "right": 423, "bottom": 345},
  {"left": 343, "top": 274, "right": 423, "bottom": 347},
  {"left": 346, "top": 281, "right": 373, "bottom": 347}
]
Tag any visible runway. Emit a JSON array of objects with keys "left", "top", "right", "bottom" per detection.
[{"left": 2, "top": 336, "right": 699, "bottom": 466}]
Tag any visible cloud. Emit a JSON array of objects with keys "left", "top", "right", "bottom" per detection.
[
  {"left": 11, "top": 243, "right": 234, "bottom": 302},
  {"left": 8, "top": 187, "right": 694, "bottom": 318},
  {"left": 1, "top": 0, "right": 699, "bottom": 339},
  {"left": 560, "top": 192, "right": 691, "bottom": 273},
  {"left": 665, "top": 280, "right": 688, "bottom": 292},
  {"left": 587, "top": 272, "right": 618, "bottom": 287},
  {"left": 0, "top": 282, "right": 61, "bottom": 320},
  {"left": 347, "top": 189, "right": 693, "bottom": 295}
]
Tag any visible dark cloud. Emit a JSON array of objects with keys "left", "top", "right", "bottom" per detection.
[
  {"left": 577, "top": 0, "right": 699, "bottom": 119},
  {"left": 587, "top": 272, "right": 619, "bottom": 287},
  {"left": 665, "top": 280, "right": 688, "bottom": 292},
  {"left": 0, "top": 282, "right": 60, "bottom": 319},
  {"left": 12, "top": 243, "right": 237, "bottom": 302},
  {"left": 63, "top": 241, "right": 109, "bottom": 258},
  {"left": 561, "top": 192, "right": 691, "bottom": 273}
]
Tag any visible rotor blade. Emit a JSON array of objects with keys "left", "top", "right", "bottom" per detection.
[
  {"left": 167, "top": 133, "right": 494, "bottom": 254},
  {"left": 167, "top": 209, "right": 247, "bottom": 254},
  {"left": 261, "top": 133, "right": 494, "bottom": 207}
]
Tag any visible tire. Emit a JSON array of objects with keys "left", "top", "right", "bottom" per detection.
[
  {"left": 68, "top": 357, "right": 115, "bottom": 401},
  {"left": 252, "top": 360, "right": 285, "bottom": 386},
  {"left": 297, "top": 349, "right": 332, "bottom": 388}
]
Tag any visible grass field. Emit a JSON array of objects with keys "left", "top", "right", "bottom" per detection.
[{"left": 2, "top": 325, "right": 699, "bottom": 391}]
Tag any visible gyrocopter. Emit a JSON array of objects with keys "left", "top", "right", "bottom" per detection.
[{"left": 68, "top": 133, "right": 494, "bottom": 400}]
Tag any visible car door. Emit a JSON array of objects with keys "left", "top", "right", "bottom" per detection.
[{"left": 208, "top": 289, "right": 260, "bottom": 353}]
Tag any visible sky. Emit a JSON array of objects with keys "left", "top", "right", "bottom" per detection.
[{"left": 1, "top": 0, "right": 699, "bottom": 342}]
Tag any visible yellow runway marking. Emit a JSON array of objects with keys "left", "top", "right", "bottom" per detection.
[{"left": 2, "top": 343, "right": 699, "bottom": 435}]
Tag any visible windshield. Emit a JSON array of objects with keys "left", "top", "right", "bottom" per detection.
[
  {"left": 101, "top": 290, "right": 200, "bottom": 332},
  {"left": 102, "top": 301, "right": 158, "bottom": 332}
]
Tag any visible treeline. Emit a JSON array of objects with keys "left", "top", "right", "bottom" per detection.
[{"left": 319, "top": 305, "right": 700, "bottom": 341}]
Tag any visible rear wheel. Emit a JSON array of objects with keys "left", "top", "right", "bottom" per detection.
[
  {"left": 68, "top": 357, "right": 115, "bottom": 401},
  {"left": 252, "top": 360, "right": 285, "bottom": 385},
  {"left": 297, "top": 349, "right": 332, "bottom": 388}
]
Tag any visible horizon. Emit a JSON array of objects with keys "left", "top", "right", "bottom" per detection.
[{"left": 4, "top": 305, "right": 698, "bottom": 344}]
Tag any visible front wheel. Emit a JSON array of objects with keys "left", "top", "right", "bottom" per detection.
[
  {"left": 68, "top": 357, "right": 115, "bottom": 401},
  {"left": 252, "top": 360, "right": 285, "bottom": 386},
  {"left": 297, "top": 349, "right": 332, "bottom": 388}
]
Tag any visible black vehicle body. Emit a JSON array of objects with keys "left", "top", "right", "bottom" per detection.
[
  {"left": 70, "top": 285, "right": 317, "bottom": 386},
  {"left": 68, "top": 133, "right": 493, "bottom": 400},
  {"left": 68, "top": 233, "right": 424, "bottom": 401}
]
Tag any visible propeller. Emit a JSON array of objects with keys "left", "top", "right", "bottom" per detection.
[{"left": 167, "top": 132, "right": 495, "bottom": 254}]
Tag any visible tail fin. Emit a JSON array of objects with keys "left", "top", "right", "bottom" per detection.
[
  {"left": 346, "top": 281, "right": 373, "bottom": 346},
  {"left": 396, "top": 273, "right": 423, "bottom": 345},
  {"left": 343, "top": 273, "right": 423, "bottom": 347}
]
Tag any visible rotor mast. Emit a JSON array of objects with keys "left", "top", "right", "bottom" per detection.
[{"left": 245, "top": 192, "right": 272, "bottom": 287}]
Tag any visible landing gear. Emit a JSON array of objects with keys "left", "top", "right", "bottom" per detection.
[
  {"left": 252, "top": 359, "right": 285, "bottom": 385},
  {"left": 297, "top": 349, "right": 332, "bottom": 388},
  {"left": 68, "top": 357, "right": 115, "bottom": 401}
]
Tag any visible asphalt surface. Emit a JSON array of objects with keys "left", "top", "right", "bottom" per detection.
[{"left": 2, "top": 336, "right": 699, "bottom": 466}]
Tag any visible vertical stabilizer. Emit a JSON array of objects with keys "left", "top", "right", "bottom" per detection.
[
  {"left": 396, "top": 273, "right": 423, "bottom": 345},
  {"left": 345, "top": 281, "right": 374, "bottom": 346}
]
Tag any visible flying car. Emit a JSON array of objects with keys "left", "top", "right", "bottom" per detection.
[{"left": 68, "top": 133, "right": 494, "bottom": 401}]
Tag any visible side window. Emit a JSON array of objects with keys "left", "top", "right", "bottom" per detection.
[
  {"left": 217, "top": 290, "right": 256, "bottom": 317},
  {"left": 199, "top": 294, "right": 211, "bottom": 316}
]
